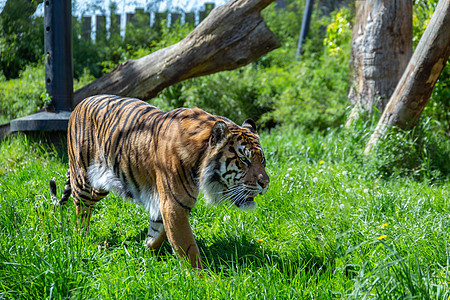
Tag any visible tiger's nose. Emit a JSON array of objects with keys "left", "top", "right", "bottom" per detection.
[{"left": 257, "top": 173, "right": 270, "bottom": 189}]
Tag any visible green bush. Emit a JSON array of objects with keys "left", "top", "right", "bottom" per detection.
[
  {"left": 0, "top": 66, "right": 45, "bottom": 124},
  {"left": 260, "top": 49, "right": 350, "bottom": 130},
  {"left": 72, "top": 15, "right": 165, "bottom": 79},
  {"left": 152, "top": 66, "right": 272, "bottom": 126},
  {"left": 152, "top": 48, "right": 350, "bottom": 130},
  {"left": 0, "top": 65, "right": 93, "bottom": 124},
  {"left": 0, "top": 4, "right": 44, "bottom": 79},
  {"left": 368, "top": 118, "right": 450, "bottom": 180}
]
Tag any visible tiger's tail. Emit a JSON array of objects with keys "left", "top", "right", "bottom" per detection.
[{"left": 49, "top": 171, "right": 72, "bottom": 206}]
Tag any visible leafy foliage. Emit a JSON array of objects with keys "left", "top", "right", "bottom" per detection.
[
  {"left": 0, "top": 66, "right": 45, "bottom": 124},
  {"left": 369, "top": 118, "right": 450, "bottom": 180},
  {"left": 0, "top": 65, "right": 93, "bottom": 124},
  {"left": 0, "top": 0, "right": 44, "bottom": 79},
  {"left": 323, "top": 8, "right": 352, "bottom": 56},
  {"left": 72, "top": 10, "right": 166, "bottom": 79}
]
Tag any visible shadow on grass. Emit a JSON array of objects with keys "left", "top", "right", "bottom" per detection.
[
  {"left": 23, "top": 131, "right": 69, "bottom": 162},
  {"left": 101, "top": 228, "right": 333, "bottom": 279},
  {"left": 197, "top": 235, "right": 333, "bottom": 279}
]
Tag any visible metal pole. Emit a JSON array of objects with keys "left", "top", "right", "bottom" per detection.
[
  {"left": 296, "top": 0, "right": 314, "bottom": 59},
  {"left": 44, "top": 0, "right": 73, "bottom": 111}
]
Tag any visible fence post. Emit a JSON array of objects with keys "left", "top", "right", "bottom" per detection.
[
  {"left": 296, "top": 0, "right": 314, "bottom": 58},
  {"left": 44, "top": 0, "right": 73, "bottom": 111}
]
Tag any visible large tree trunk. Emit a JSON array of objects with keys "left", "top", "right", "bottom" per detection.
[
  {"left": 364, "top": 0, "right": 450, "bottom": 154},
  {"left": 346, "top": 0, "right": 412, "bottom": 126},
  {"left": 73, "top": 0, "right": 280, "bottom": 107}
]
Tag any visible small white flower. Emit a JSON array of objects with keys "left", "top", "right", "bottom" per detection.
[
  {"left": 363, "top": 188, "right": 369, "bottom": 194},
  {"left": 287, "top": 168, "right": 293, "bottom": 172},
  {"left": 313, "top": 177, "right": 318, "bottom": 183},
  {"left": 339, "top": 203, "right": 345, "bottom": 210},
  {"left": 342, "top": 171, "right": 348, "bottom": 176},
  {"left": 345, "top": 188, "right": 351, "bottom": 193},
  {"left": 223, "top": 215, "right": 231, "bottom": 222},
  {"left": 285, "top": 174, "right": 290, "bottom": 178},
  {"left": 290, "top": 177, "right": 294, "bottom": 181}
]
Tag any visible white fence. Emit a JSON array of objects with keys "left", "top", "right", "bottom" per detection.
[{"left": 78, "top": 3, "right": 215, "bottom": 40}]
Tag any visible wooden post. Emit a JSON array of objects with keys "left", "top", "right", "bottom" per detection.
[
  {"left": 364, "top": 0, "right": 450, "bottom": 154},
  {"left": 44, "top": 0, "right": 73, "bottom": 111},
  {"left": 185, "top": 12, "right": 195, "bottom": 26},
  {"left": 199, "top": 3, "right": 216, "bottom": 22}
]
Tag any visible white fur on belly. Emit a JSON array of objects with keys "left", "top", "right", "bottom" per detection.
[
  {"left": 87, "top": 163, "right": 125, "bottom": 194},
  {"left": 87, "top": 162, "right": 160, "bottom": 220}
]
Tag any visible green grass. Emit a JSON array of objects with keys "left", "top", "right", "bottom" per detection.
[{"left": 1, "top": 124, "right": 449, "bottom": 299}]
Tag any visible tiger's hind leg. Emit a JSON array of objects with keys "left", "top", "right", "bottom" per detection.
[{"left": 145, "top": 218, "right": 167, "bottom": 251}]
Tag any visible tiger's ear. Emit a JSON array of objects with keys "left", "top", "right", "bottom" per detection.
[
  {"left": 210, "top": 121, "right": 229, "bottom": 146},
  {"left": 242, "top": 119, "right": 257, "bottom": 133}
]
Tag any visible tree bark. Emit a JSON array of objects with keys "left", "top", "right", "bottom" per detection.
[
  {"left": 364, "top": 0, "right": 450, "bottom": 154},
  {"left": 346, "top": 0, "right": 412, "bottom": 126},
  {"left": 73, "top": 0, "right": 280, "bottom": 107}
]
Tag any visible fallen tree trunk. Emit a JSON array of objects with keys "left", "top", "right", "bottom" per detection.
[
  {"left": 364, "top": 0, "right": 450, "bottom": 154},
  {"left": 73, "top": 0, "right": 280, "bottom": 106}
]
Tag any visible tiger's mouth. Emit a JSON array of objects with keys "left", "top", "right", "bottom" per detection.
[{"left": 234, "top": 195, "right": 256, "bottom": 209}]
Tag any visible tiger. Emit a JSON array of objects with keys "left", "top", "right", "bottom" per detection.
[{"left": 49, "top": 95, "right": 269, "bottom": 269}]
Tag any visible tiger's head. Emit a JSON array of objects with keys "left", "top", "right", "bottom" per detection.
[{"left": 200, "top": 119, "right": 269, "bottom": 210}]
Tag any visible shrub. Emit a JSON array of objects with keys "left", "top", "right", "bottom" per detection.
[
  {"left": 259, "top": 49, "right": 350, "bottom": 130},
  {"left": 368, "top": 118, "right": 450, "bottom": 180},
  {"left": 0, "top": 1, "right": 44, "bottom": 79},
  {"left": 0, "top": 65, "right": 45, "bottom": 124},
  {"left": 0, "top": 65, "right": 93, "bottom": 123}
]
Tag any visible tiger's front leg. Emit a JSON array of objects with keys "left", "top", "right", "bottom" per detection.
[
  {"left": 161, "top": 202, "right": 202, "bottom": 269},
  {"left": 145, "top": 218, "right": 167, "bottom": 250},
  {"left": 159, "top": 194, "right": 202, "bottom": 269}
]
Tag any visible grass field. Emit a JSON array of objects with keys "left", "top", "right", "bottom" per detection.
[{"left": 0, "top": 123, "right": 449, "bottom": 299}]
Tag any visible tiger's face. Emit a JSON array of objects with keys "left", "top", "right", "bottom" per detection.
[{"left": 200, "top": 119, "right": 270, "bottom": 210}]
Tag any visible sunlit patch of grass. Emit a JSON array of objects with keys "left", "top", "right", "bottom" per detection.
[{"left": 1, "top": 125, "right": 449, "bottom": 298}]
